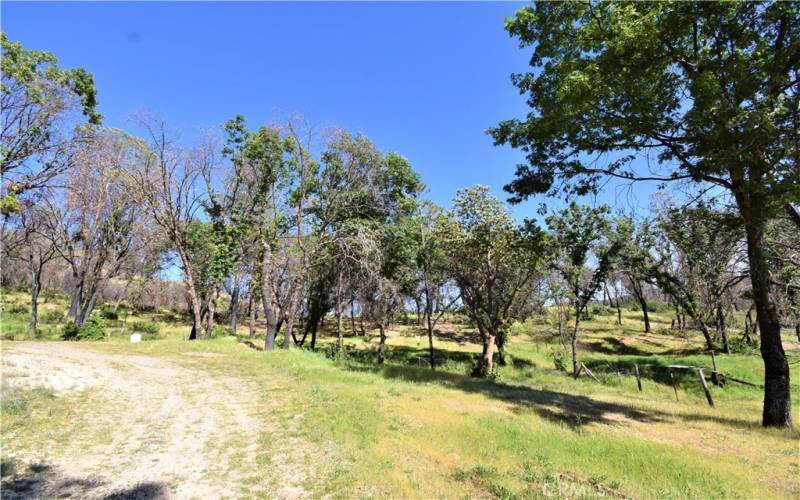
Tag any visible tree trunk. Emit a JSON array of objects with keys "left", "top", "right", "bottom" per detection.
[
  {"left": 426, "top": 303, "right": 435, "bottom": 370},
  {"left": 248, "top": 292, "right": 256, "bottom": 338},
  {"left": 310, "top": 318, "right": 319, "bottom": 351},
  {"left": 204, "top": 291, "right": 217, "bottom": 339},
  {"left": 482, "top": 334, "right": 496, "bottom": 376},
  {"left": 738, "top": 192, "right": 792, "bottom": 427},
  {"left": 187, "top": 292, "right": 202, "bottom": 341},
  {"left": 378, "top": 322, "right": 387, "bottom": 364},
  {"left": 260, "top": 242, "right": 279, "bottom": 351},
  {"left": 717, "top": 305, "right": 730, "bottom": 354},
  {"left": 571, "top": 314, "right": 580, "bottom": 378},
  {"left": 336, "top": 270, "right": 344, "bottom": 351},
  {"left": 229, "top": 272, "right": 240, "bottom": 335},
  {"left": 29, "top": 266, "right": 41, "bottom": 334},
  {"left": 283, "top": 313, "right": 295, "bottom": 350},
  {"left": 632, "top": 280, "right": 651, "bottom": 333},
  {"left": 350, "top": 298, "right": 357, "bottom": 336},
  {"left": 496, "top": 331, "right": 507, "bottom": 366},
  {"left": 68, "top": 278, "right": 82, "bottom": 320}
]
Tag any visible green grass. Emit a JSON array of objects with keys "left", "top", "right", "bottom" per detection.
[{"left": 2, "top": 289, "right": 799, "bottom": 498}]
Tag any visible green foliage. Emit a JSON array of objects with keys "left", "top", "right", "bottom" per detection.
[
  {"left": 549, "top": 347, "right": 569, "bottom": 373},
  {"left": 492, "top": 2, "right": 799, "bottom": 210},
  {"left": 0, "top": 191, "right": 21, "bottom": 216},
  {"left": 210, "top": 324, "right": 233, "bottom": 338},
  {"left": 1, "top": 33, "right": 99, "bottom": 122},
  {"left": 132, "top": 320, "right": 160, "bottom": 337},
  {"left": 61, "top": 318, "right": 105, "bottom": 341},
  {"left": 546, "top": 203, "right": 619, "bottom": 319},
  {"left": 99, "top": 307, "right": 118, "bottom": 320},
  {"left": 6, "top": 304, "right": 29, "bottom": 315},
  {"left": 40, "top": 309, "right": 66, "bottom": 324},
  {"left": 728, "top": 337, "right": 759, "bottom": 355},
  {"left": 589, "top": 304, "right": 615, "bottom": 317}
]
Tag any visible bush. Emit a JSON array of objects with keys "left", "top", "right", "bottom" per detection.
[
  {"left": 99, "top": 307, "right": 118, "bottom": 320},
  {"left": 131, "top": 320, "right": 161, "bottom": 340},
  {"left": 132, "top": 321, "right": 160, "bottom": 335},
  {"left": 647, "top": 300, "right": 671, "bottom": 313},
  {"left": 210, "top": 324, "right": 233, "bottom": 338},
  {"left": 590, "top": 304, "right": 615, "bottom": 317},
  {"left": 549, "top": 347, "right": 569, "bottom": 373},
  {"left": 62, "top": 318, "right": 105, "bottom": 341},
  {"left": 7, "top": 304, "right": 29, "bottom": 315},
  {"left": 728, "top": 337, "right": 759, "bottom": 355},
  {"left": 40, "top": 309, "right": 66, "bottom": 324}
]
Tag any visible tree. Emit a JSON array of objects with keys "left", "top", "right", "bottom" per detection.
[
  {"left": 545, "top": 203, "right": 619, "bottom": 377},
  {"left": 2, "top": 198, "right": 58, "bottom": 332},
  {"left": 414, "top": 201, "right": 459, "bottom": 369},
  {"left": 614, "top": 217, "right": 659, "bottom": 334},
  {"left": 45, "top": 128, "right": 145, "bottom": 327},
  {"left": 491, "top": 1, "right": 798, "bottom": 427},
  {"left": 1, "top": 33, "right": 100, "bottom": 204},
  {"left": 123, "top": 116, "right": 207, "bottom": 339},
  {"left": 649, "top": 205, "right": 747, "bottom": 354},
  {"left": 441, "top": 185, "right": 544, "bottom": 376}
]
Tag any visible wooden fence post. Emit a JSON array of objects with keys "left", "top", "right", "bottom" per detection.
[{"left": 697, "top": 368, "right": 714, "bottom": 407}]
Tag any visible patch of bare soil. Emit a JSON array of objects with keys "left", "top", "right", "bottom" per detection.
[{"left": 1, "top": 342, "right": 309, "bottom": 499}]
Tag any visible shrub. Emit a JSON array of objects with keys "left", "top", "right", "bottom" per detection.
[
  {"left": 131, "top": 320, "right": 161, "bottom": 340},
  {"left": 40, "top": 309, "right": 66, "bottom": 324},
  {"left": 7, "top": 304, "right": 29, "bottom": 315},
  {"left": 99, "top": 307, "right": 118, "bottom": 320},
  {"left": 647, "top": 300, "right": 671, "bottom": 313},
  {"left": 728, "top": 337, "right": 759, "bottom": 355},
  {"left": 62, "top": 318, "right": 105, "bottom": 341},
  {"left": 132, "top": 321, "right": 160, "bottom": 335},
  {"left": 590, "top": 304, "right": 615, "bottom": 317},
  {"left": 549, "top": 347, "right": 569, "bottom": 373},
  {"left": 210, "top": 324, "right": 232, "bottom": 338}
]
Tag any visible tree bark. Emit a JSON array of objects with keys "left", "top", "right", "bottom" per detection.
[
  {"left": 717, "top": 304, "right": 730, "bottom": 354},
  {"left": 335, "top": 269, "right": 344, "bottom": 351},
  {"left": 260, "top": 242, "right": 279, "bottom": 351},
  {"left": 737, "top": 190, "right": 792, "bottom": 427},
  {"left": 378, "top": 322, "right": 387, "bottom": 364},
  {"left": 248, "top": 291, "right": 256, "bottom": 338},
  {"left": 571, "top": 313, "right": 580, "bottom": 378},
  {"left": 29, "top": 262, "right": 41, "bottom": 334},
  {"left": 496, "top": 331, "right": 507, "bottom": 366},
  {"left": 481, "top": 333, "right": 496, "bottom": 375},
  {"left": 425, "top": 297, "right": 435, "bottom": 370},
  {"left": 229, "top": 272, "right": 240, "bottom": 334},
  {"left": 631, "top": 280, "right": 651, "bottom": 333}
]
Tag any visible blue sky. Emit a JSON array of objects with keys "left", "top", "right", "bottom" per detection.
[{"left": 3, "top": 1, "right": 658, "bottom": 220}]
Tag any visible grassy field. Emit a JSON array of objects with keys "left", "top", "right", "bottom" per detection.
[{"left": 2, "top": 288, "right": 799, "bottom": 499}]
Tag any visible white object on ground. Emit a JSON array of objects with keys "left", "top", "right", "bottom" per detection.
[{"left": 130, "top": 333, "right": 142, "bottom": 343}]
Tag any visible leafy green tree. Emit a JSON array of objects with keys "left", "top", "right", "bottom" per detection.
[
  {"left": 1, "top": 33, "right": 100, "bottom": 203},
  {"left": 613, "top": 217, "right": 658, "bottom": 334},
  {"left": 413, "top": 201, "right": 459, "bottom": 369},
  {"left": 545, "top": 203, "right": 619, "bottom": 377},
  {"left": 491, "top": 1, "right": 798, "bottom": 427},
  {"left": 441, "top": 185, "right": 544, "bottom": 376},
  {"left": 650, "top": 205, "right": 747, "bottom": 354}
]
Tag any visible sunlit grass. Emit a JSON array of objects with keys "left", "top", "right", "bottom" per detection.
[{"left": 2, "top": 289, "right": 799, "bottom": 498}]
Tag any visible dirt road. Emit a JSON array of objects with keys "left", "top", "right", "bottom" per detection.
[{"left": 1, "top": 342, "right": 308, "bottom": 499}]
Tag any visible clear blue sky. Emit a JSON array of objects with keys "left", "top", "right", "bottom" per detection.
[{"left": 3, "top": 1, "right": 656, "bottom": 219}]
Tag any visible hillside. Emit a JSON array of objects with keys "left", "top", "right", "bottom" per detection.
[{"left": 2, "top": 290, "right": 798, "bottom": 499}]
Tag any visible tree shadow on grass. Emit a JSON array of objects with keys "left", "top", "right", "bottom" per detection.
[
  {"left": 342, "top": 355, "right": 666, "bottom": 430},
  {"left": 0, "top": 461, "right": 168, "bottom": 499}
]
